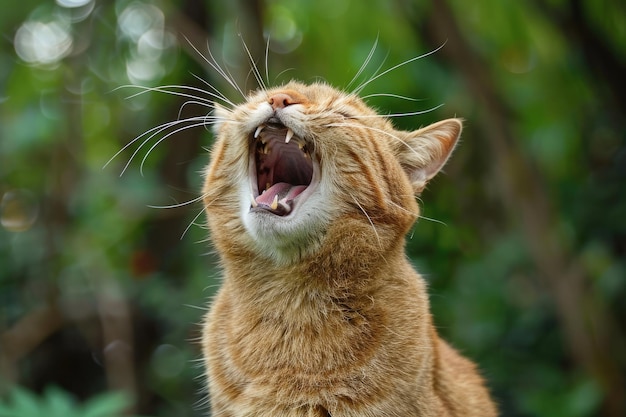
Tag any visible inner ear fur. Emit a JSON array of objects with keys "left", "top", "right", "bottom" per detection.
[{"left": 393, "top": 118, "right": 462, "bottom": 194}]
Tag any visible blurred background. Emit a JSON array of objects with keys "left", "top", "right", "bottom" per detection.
[{"left": 1, "top": 0, "right": 625, "bottom": 416}]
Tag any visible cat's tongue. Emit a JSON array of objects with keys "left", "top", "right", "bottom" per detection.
[{"left": 254, "top": 182, "right": 307, "bottom": 213}]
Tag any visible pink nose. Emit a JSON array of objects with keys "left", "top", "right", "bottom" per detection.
[{"left": 268, "top": 92, "right": 298, "bottom": 110}]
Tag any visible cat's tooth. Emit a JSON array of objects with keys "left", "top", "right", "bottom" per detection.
[
  {"left": 250, "top": 194, "right": 258, "bottom": 208},
  {"left": 278, "top": 200, "right": 290, "bottom": 213},
  {"left": 285, "top": 128, "right": 294, "bottom": 144},
  {"left": 297, "top": 142, "right": 304, "bottom": 150},
  {"left": 270, "top": 195, "right": 278, "bottom": 210},
  {"left": 254, "top": 125, "right": 265, "bottom": 138}
]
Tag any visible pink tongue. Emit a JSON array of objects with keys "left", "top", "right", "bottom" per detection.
[{"left": 255, "top": 183, "right": 307, "bottom": 207}]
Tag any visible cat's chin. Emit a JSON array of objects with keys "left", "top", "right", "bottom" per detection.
[{"left": 238, "top": 181, "right": 333, "bottom": 264}]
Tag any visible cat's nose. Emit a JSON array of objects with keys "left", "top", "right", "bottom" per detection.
[{"left": 269, "top": 92, "right": 298, "bottom": 110}]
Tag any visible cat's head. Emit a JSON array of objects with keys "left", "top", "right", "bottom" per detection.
[{"left": 203, "top": 81, "right": 460, "bottom": 265}]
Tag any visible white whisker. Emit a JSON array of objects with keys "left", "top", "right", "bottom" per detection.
[
  {"left": 183, "top": 304, "right": 210, "bottom": 311},
  {"left": 361, "top": 93, "right": 425, "bottom": 102},
  {"left": 354, "top": 50, "right": 389, "bottom": 94},
  {"left": 264, "top": 35, "right": 271, "bottom": 87},
  {"left": 122, "top": 116, "right": 223, "bottom": 175},
  {"left": 346, "top": 36, "right": 379, "bottom": 90},
  {"left": 325, "top": 122, "right": 421, "bottom": 159},
  {"left": 118, "top": 84, "right": 227, "bottom": 108},
  {"left": 348, "top": 193, "right": 381, "bottom": 249},
  {"left": 181, "top": 207, "right": 206, "bottom": 240},
  {"left": 273, "top": 67, "right": 296, "bottom": 84},
  {"left": 176, "top": 100, "right": 213, "bottom": 120},
  {"left": 147, "top": 193, "right": 208, "bottom": 209},
  {"left": 189, "top": 73, "right": 236, "bottom": 108},
  {"left": 104, "top": 116, "right": 209, "bottom": 173},
  {"left": 180, "top": 196, "right": 219, "bottom": 240},
  {"left": 139, "top": 120, "right": 217, "bottom": 175},
  {"left": 387, "top": 199, "right": 419, "bottom": 217},
  {"left": 349, "top": 103, "right": 445, "bottom": 119},
  {"left": 353, "top": 42, "right": 447, "bottom": 94},
  {"left": 417, "top": 214, "right": 448, "bottom": 227},
  {"left": 239, "top": 33, "right": 267, "bottom": 91},
  {"left": 184, "top": 35, "right": 245, "bottom": 98}
]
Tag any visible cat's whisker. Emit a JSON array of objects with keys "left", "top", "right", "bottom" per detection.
[
  {"left": 346, "top": 36, "right": 379, "bottom": 90},
  {"left": 117, "top": 84, "right": 215, "bottom": 104},
  {"left": 348, "top": 103, "right": 445, "bottom": 119},
  {"left": 273, "top": 67, "right": 296, "bottom": 84},
  {"left": 139, "top": 120, "right": 218, "bottom": 175},
  {"left": 417, "top": 214, "right": 448, "bottom": 227},
  {"left": 348, "top": 192, "right": 382, "bottom": 249},
  {"left": 183, "top": 303, "right": 210, "bottom": 311},
  {"left": 239, "top": 33, "right": 267, "bottom": 92},
  {"left": 179, "top": 195, "right": 220, "bottom": 241},
  {"left": 264, "top": 35, "right": 271, "bottom": 88},
  {"left": 387, "top": 199, "right": 446, "bottom": 226},
  {"left": 177, "top": 100, "right": 216, "bottom": 121},
  {"left": 325, "top": 122, "right": 420, "bottom": 159},
  {"left": 184, "top": 35, "right": 246, "bottom": 98},
  {"left": 189, "top": 73, "right": 236, "bottom": 108},
  {"left": 121, "top": 116, "right": 219, "bottom": 175},
  {"left": 180, "top": 204, "right": 208, "bottom": 241},
  {"left": 361, "top": 93, "right": 425, "bottom": 102},
  {"left": 386, "top": 199, "right": 419, "bottom": 217},
  {"left": 352, "top": 49, "right": 389, "bottom": 95},
  {"left": 147, "top": 193, "right": 208, "bottom": 210},
  {"left": 105, "top": 116, "right": 209, "bottom": 174},
  {"left": 353, "top": 42, "right": 447, "bottom": 95}
]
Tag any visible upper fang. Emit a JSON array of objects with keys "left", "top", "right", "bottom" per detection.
[
  {"left": 254, "top": 125, "right": 265, "bottom": 138},
  {"left": 285, "top": 128, "right": 294, "bottom": 143}
]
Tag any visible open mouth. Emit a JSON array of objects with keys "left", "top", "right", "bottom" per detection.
[{"left": 250, "top": 122, "right": 314, "bottom": 216}]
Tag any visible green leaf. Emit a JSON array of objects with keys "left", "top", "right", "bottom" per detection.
[
  {"left": 1, "top": 386, "right": 41, "bottom": 417},
  {"left": 82, "top": 392, "right": 132, "bottom": 417},
  {"left": 42, "top": 386, "right": 76, "bottom": 417},
  {"left": 0, "top": 404, "right": 22, "bottom": 417}
]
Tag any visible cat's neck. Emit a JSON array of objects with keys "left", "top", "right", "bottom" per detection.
[{"left": 220, "top": 215, "right": 410, "bottom": 307}]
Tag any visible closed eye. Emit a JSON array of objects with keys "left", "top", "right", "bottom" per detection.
[{"left": 337, "top": 111, "right": 356, "bottom": 120}]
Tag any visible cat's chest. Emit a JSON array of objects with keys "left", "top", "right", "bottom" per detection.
[{"left": 226, "top": 298, "right": 381, "bottom": 372}]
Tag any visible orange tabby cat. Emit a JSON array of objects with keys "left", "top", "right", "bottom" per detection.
[{"left": 201, "top": 81, "right": 497, "bottom": 416}]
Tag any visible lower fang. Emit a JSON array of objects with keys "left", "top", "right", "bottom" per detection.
[
  {"left": 285, "top": 128, "right": 294, "bottom": 143},
  {"left": 270, "top": 195, "right": 278, "bottom": 210},
  {"left": 250, "top": 194, "right": 258, "bottom": 208}
]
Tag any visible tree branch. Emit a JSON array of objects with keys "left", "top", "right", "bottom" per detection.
[{"left": 0, "top": 304, "right": 64, "bottom": 391}]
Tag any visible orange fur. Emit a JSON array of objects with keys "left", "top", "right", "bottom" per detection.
[{"left": 201, "top": 81, "right": 497, "bottom": 416}]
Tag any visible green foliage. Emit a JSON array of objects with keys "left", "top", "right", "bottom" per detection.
[{"left": 0, "top": 386, "right": 135, "bottom": 417}]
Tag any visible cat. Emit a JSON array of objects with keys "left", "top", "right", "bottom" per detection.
[{"left": 197, "top": 76, "right": 498, "bottom": 417}]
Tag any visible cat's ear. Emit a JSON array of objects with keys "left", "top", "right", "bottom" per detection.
[
  {"left": 394, "top": 118, "right": 462, "bottom": 194},
  {"left": 212, "top": 103, "right": 231, "bottom": 135}
]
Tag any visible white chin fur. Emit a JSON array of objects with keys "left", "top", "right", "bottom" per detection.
[{"left": 238, "top": 184, "right": 333, "bottom": 264}]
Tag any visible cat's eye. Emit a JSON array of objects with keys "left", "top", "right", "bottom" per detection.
[{"left": 337, "top": 111, "right": 355, "bottom": 120}]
